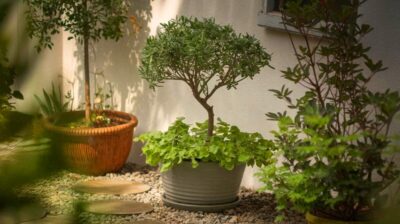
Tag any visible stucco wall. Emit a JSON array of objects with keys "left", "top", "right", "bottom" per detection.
[
  {"left": 60, "top": 0, "right": 400, "bottom": 189},
  {"left": 9, "top": 3, "right": 63, "bottom": 113}
]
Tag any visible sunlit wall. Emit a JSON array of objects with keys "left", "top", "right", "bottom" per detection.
[{"left": 54, "top": 0, "right": 400, "bottom": 189}]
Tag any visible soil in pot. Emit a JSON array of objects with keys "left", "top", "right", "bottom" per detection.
[{"left": 53, "top": 110, "right": 124, "bottom": 128}]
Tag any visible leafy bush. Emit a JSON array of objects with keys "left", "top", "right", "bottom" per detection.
[
  {"left": 139, "top": 16, "right": 271, "bottom": 139},
  {"left": 258, "top": 0, "right": 400, "bottom": 222},
  {"left": 137, "top": 118, "right": 273, "bottom": 172}
]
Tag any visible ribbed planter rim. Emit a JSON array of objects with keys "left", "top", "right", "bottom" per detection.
[
  {"left": 178, "top": 160, "right": 247, "bottom": 166},
  {"left": 161, "top": 161, "right": 245, "bottom": 212},
  {"left": 44, "top": 110, "right": 138, "bottom": 136}
]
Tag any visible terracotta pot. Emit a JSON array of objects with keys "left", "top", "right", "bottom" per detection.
[
  {"left": 44, "top": 110, "right": 138, "bottom": 175},
  {"left": 306, "top": 213, "right": 373, "bottom": 224},
  {"left": 161, "top": 161, "right": 245, "bottom": 212}
]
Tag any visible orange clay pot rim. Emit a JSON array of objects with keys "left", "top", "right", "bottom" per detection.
[
  {"left": 306, "top": 212, "right": 372, "bottom": 224},
  {"left": 44, "top": 110, "right": 138, "bottom": 136}
]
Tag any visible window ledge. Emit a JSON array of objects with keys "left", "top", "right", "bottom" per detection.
[
  {"left": 257, "top": 12, "right": 322, "bottom": 37},
  {"left": 257, "top": 12, "right": 286, "bottom": 31}
]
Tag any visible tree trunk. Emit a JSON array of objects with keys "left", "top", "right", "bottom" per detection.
[
  {"left": 206, "top": 106, "right": 214, "bottom": 139},
  {"left": 84, "top": 36, "right": 91, "bottom": 122},
  {"left": 191, "top": 90, "right": 215, "bottom": 140},
  {"left": 83, "top": 0, "right": 91, "bottom": 122}
]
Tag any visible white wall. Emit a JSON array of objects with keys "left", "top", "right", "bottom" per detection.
[
  {"left": 7, "top": 3, "right": 63, "bottom": 113},
  {"left": 15, "top": 35, "right": 63, "bottom": 113},
  {"left": 360, "top": 0, "right": 400, "bottom": 199},
  {"left": 60, "top": 0, "right": 400, "bottom": 189}
]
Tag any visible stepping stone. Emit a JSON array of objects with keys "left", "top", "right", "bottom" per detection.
[
  {"left": 132, "top": 220, "right": 164, "bottom": 224},
  {"left": 24, "top": 215, "right": 73, "bottom": 224},
  {"left": 0, "top": 203, "right": 46, "bottom": 223},
  {"left": 84, "top": 200, "right": 153, "bottom": 215},
  {"left": 18, "top": 206, "right": 46, "bottom": 223},
  {"left": 72, "top": 179, "right": 150, "bottom": 195}
]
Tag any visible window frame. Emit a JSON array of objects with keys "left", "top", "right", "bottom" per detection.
[
  {"left": 257, "top": 0, "right": 322, "bottom": 36},
  {"left": 257, "top": 0, "right": 288, "bottom": 31}
]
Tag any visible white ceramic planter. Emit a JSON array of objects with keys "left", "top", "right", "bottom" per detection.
[{"left": 161, "top": 161, "right": 245, "bottom": 212}]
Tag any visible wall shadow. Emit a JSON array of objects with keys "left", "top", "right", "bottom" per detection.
[{"left": 72, "top": 1, "right": 155, "bottom": 165}]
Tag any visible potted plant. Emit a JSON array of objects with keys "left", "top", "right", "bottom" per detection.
[
  {"left": 24, "top": 0, "right": 138, "bottom": 175},
  {"left": 257, "top": 0, "right": 400, "bottom": 223},
  {"left": 137, "top": 16, "right": 273, "bottom": 211}
]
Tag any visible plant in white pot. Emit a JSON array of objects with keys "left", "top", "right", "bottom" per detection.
[
  {"left": 257, "top": 0, "right": 400, "bottom": 223},
  {"left": 137, "top": 16, "right": 273, "bottom": 211},
  {"left": 24, "top": 0, "right": 138, "bottom": 175}
]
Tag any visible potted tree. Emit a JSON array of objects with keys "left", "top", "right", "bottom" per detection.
[
  {"left": 258, "top": 0, "right": 400, "bottom": 223},
  {"left": 137, "top": 16, "right": 273, "bottom": 211},
  {"left": 24, "top": 0, "right": 138, "bottom": 175}
]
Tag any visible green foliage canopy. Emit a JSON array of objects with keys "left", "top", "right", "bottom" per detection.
[
  {"left": 140, "top": 16, "right": 271, "bottom": 94},
  {"left": 139, "top": 16, "right": 271, "bottom": 137},
  {"left": 24, "top": 0, "right": 129, "bottom": 51}
]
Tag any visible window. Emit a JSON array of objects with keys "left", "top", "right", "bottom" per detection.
[
  {"left": 258, "top": 0, "right": 349, "bottom": 34},
  {"left": 258, "top": 0, "right": 325, "bottom": 36},
  {"left": 257, "top": 0, "right": 288, "bottom": 31}
]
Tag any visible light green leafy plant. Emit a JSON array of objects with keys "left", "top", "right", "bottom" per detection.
[{"left": 136, "top": 118, "right": 273, "bottom": 172}]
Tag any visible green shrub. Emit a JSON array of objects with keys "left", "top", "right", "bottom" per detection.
[
  {"left": 138, "top": 16, "right": 272, "bottom": 171},
  {"left": 139, "top": 16, "right": 271, "bottom": 139},
  {"left": 137, "top": 118, "right": 273, "bottom": 172},
  {"left": 258, "top": 0, "right": 400, "bottom": 222}
]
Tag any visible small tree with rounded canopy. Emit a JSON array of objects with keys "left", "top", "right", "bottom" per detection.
[
  {"left": 24, "top": 0, "right": 129, "bottom": 122},
  {"left": 139, "top": 16, "right": 271, "bottom": 139}
]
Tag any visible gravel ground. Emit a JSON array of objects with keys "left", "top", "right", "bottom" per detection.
[{"left": 18, "top": 163, "right": 306, "bottom": 224}]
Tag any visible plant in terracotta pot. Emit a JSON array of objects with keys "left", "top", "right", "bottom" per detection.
[
  {"left": 24, "top": 0, "right": 138, "bottom": 175},
  {"left": 137, "top": 16, "right": 273, "bottom": 211},
  {"left": 257, "top": 0, "right": 400, "bottom": 223}
]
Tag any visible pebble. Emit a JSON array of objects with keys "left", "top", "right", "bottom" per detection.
[{"left": 18, "top": 163, "right": 306, "bottom": 224}]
